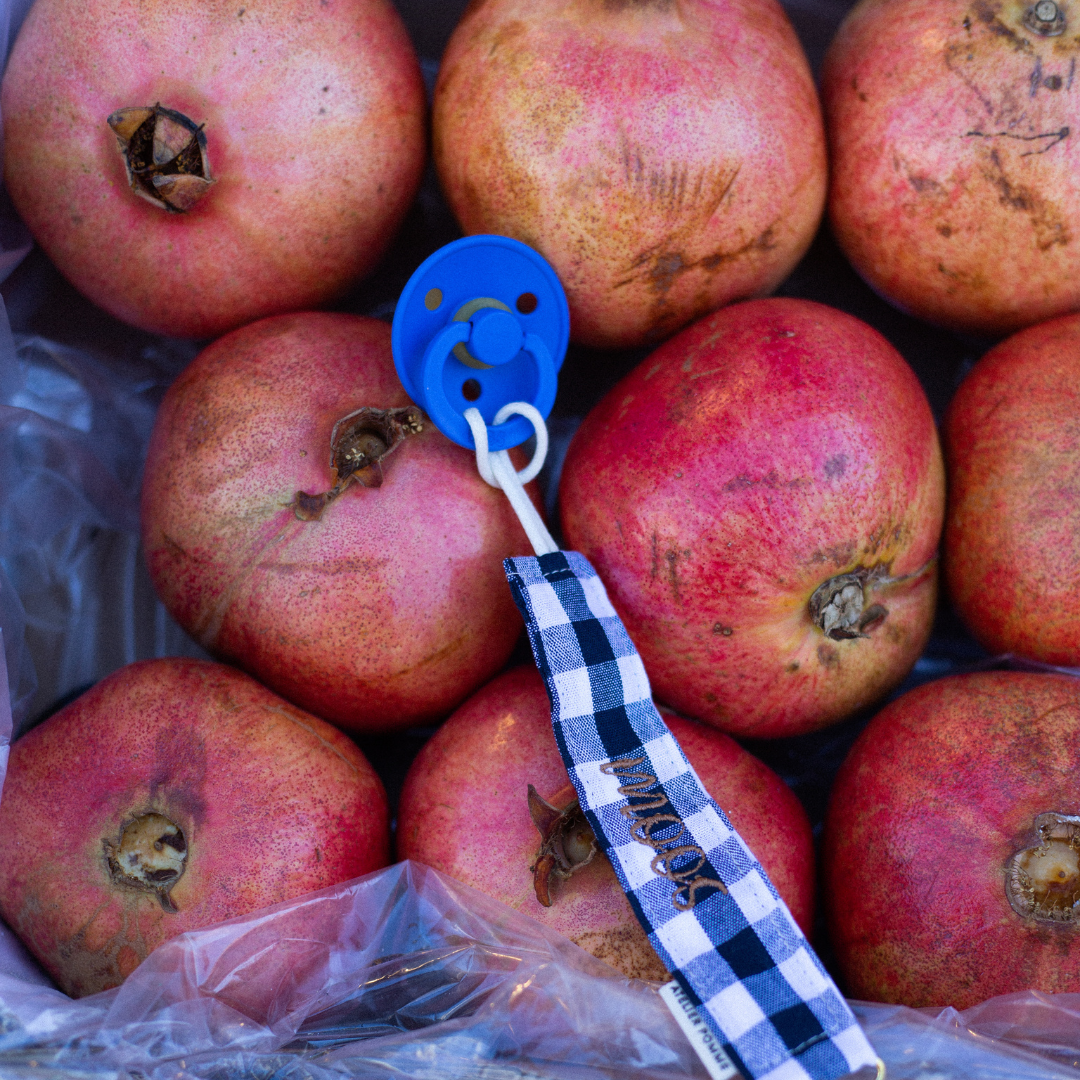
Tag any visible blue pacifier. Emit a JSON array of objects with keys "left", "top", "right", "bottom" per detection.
[{"left": 391, "top": 235, "right": 570, "bottom": 451}]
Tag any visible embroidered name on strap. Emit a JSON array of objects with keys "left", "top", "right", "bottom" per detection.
[
  {"left": 601, "top": 755, "right": 727, "bottom": 910},
  {"left": 505, "top": 550, "right": 879, "bottom": 1080}
]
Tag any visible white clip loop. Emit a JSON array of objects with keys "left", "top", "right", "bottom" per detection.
[
  {"left": 491, "top": 402, "right": 549, "bottom": 484},
  {"left": 464, "top": 404, "right": 558, "bottom": 556}
]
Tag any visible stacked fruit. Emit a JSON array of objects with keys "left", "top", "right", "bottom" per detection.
[{"left": 0, "top": 0, "right": 1078, "bottom": 1021}]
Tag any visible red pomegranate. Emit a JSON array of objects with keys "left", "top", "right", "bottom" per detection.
[
  {"left": 823, "top": 670, "right": 1080, "bottom": 1008},
  {"left": 397, "top": 665, "right": 815, "bottom": 982},
  {"left": 2, "top": 0, "right": 426, "bottom": 338},
  {"left": 141, "top": 312, "right": 532, "bottom": 733},
  {"left": 945, "top": 312, "right": 1080, "bottom": 664},
  {"left": 0, "top": 657, "right": 390, "bottom": 998},
  {"left": 559, "top": 298, "right": 944, "bottom": 739},
  {"left": 824, "top": 0, "right": 1080, "bottom": 336},
  {"left": 432, "top": 0, "right": 826, "bottom": 349}
]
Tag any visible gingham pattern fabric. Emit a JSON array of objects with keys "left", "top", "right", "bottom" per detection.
[{"left": 505, "top": 550, "right": 879, "bottom": 1080}]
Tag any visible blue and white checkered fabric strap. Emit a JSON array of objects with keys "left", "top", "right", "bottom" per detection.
[{"left": 505, "top": 550, "right": 879, "bottom": 1080}]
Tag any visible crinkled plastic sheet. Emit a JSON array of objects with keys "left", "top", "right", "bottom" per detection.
[
  {"left": 0, "top": 862, "right": 1077, "bottom": 1080},
  {"left": 0, "top": 327, "right": 205, "bottom": 733},
  {"left": 0, "top": 862, "right": 713, "bottom": 1080}
]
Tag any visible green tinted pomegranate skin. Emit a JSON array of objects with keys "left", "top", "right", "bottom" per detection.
[
  {"left": 824, "top": 671, "right": 1080, "bottom": 1008},
  {"left": 397, "top": 665, "right": 815, "bottom": 982},
  {"left": 945, "top": 312, "right": 1080, "bottom": 663},
  {"left": 141, "top": 312, "right": 531, "bottom": 733},
  {"left": 0, "top": 658, "right": 389, "bottom": 998},
  {"left": 559, "top": 298, "right": 944, "bottom": 739},
  {"left": 433, "top": 0, "right": 826, "bottom": 349},
  {"left": 825, "top": 0, "right": 1080, "bottom": 336},
  {"left": 2, "top": 0, "right": 426, "bottom": 338}
]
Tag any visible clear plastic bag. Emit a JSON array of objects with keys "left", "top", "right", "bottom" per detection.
[
  {"left": 0, "top": 861, "right": 713, "bottom": 1080},
  {"left": 0, "top": 327, "right": 205, "bottom": 732},
  {"left": 855, "top": 994, "right": 1080, "bottom": 1080},
  {"left": 0, "top": 858, "right": 1079, "bottom": 1080}
]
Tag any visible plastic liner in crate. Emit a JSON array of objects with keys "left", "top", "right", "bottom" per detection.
[{"left": 0, "top": 857, "right": 1077, "bottom": 1080}]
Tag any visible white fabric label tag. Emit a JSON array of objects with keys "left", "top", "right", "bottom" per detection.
[{"left": 660, "top": 979, "right": 742, "bottom": 1080}]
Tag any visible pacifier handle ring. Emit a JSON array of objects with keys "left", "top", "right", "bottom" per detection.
[
  {"left": 422, "top": 322, "right": 557, "bottom": 451},
  {"left": 420, "top": 321, "right": 472, "bottom": 444}
]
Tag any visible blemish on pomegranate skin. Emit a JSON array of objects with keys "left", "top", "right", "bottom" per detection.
[
  {"left": 824, "top": 454, "right": 848, "bottom": 479},
  {"left": 293, "top": 491, "right": 330, "bottom": 520},
  {"left": 162, "top": 533, "right": 187, "bottom": 559},
  {"left": 1007, "top": 812, "right": 1080, "bottom": 922},
  {"left": 665, "top": 549, "right": 682, "bottom": 601},
  {"left": 602, "top": 0, "right": 675, "bottom": 11},
  {"left": 965, "top": 127, "right": 1071, "bottom": 158},
  {"left": 908, "top": 174, "right": 943, "bottom": 195},
  {"left": 817, "top": 643, "right": 840, "bottom": 668},
  {"left": 971, "top": 0, "right": 1033, "bottom": 50}
]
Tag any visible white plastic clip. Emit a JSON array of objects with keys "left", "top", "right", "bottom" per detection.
[{"left": 464, "top": 403, "right": 558, "bottom": 556}]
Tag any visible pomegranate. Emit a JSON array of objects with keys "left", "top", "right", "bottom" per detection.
[
  {"left": 141, "top": 312, "right": 532, "bottom": 733},
  {"left": 2, "top": 0, "right": 426, "bottom": 339},
  {"left": 432, "top": 0, "right": 826, "bottom": 349},
  {"left": 823, "top": 670, "right": 1080, "bottom": 1008},
  {"left": 0, "top": 657, "right": 390, "bottom": 998},
  {"left": 397, "top": 665, "right": 815, "bottom": 982},
  {"left": 559, "top": 298, "right": 944, "bottom": 739},
  {"left": 824, "top": 0, "right": 1080, "bottom": 336},
  {"left": 945, "top": 311, "right": 1080, "bottom": 663}
]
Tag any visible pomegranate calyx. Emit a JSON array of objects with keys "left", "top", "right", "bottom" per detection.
[
  {"left": 1007, "top": 811, "right": 1080, "bottom": 923},
  {"left": 103, "top": 812, "right": 188, "bottom": 913},
  {"left": 809, "top": 570, "right": 894, "bottom": 640},
  {"left": 808, "top": 556, "right": 937, "bottom": 641},
  {"left": 292, "top": 405, "right": 425, "bottom": 520},
  {"left": 527, "top": 783, "right": 597, "bottom": 908},
  {"left": 108, "top": 104, "right": 213, "bottom": 213},
  {"left": 1023, "top": 2, "right": 1066, "bottom": 36}
]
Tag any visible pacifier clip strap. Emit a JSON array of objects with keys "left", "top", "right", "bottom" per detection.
[
  {"left": 389, "top": 234, "right": 879, "bottom": 1080},
  {"left": 504, "top": 550, "right": 879, "bottom": 1080}
]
